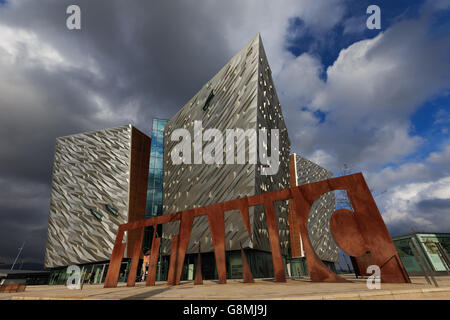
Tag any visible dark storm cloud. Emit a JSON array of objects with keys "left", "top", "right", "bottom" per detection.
[
  {"left": 386, "top": 214, "right": 450, "bottom": 237},
  {"left": 383, "top": 196, "right": 450, "bottom": 237},
  {"left": 417, "top": 198, "right": 450, "bottom": 212},
  {"left": 0, "top": 0, "right": 277, "bottom": 265},
  {"left": 0, "top": 0, "right": 235, "bottom": 135},
  {"left": 23, "top": 0, "right": 231, "bottom": 109},
  {"left": 0, "top": 0, "right": 240, "bottom": 264},
  {"left": 0, "top": 208, "right": 48, "bottom": 264},
  {"left": 0, "top": 179, "right": 50, "bottom": 263}
]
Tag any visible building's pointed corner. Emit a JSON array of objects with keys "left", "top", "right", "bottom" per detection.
[
  {"left": 253, "top": 32, "right": 262, "bottom": 46},
  {"left": 254, "top": 32, "right": 267, "bottom": 59}
]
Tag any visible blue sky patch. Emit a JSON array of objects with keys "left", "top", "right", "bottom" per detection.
[{"left": 286, "top": 0, "right": 426, "bottom": 71}]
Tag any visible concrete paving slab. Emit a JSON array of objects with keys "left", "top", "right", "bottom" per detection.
[{"left": 0, "top": 275, "right": 449, "bottom": 300}]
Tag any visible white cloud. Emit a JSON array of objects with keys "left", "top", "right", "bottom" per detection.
[
  {"left": 294, "top": 0, "right": 346, "bottom": 32},
  {"left": 366, "top": 144, "right": 450, "bottom": 191},
  {"left": 378, "top": 176, "right": 450, "bottom": 235},
  {"left": 343, "top": 15, "right": 366, "bottom": 35},
  {"left": 0, "top": 24, "right": 65, "bottom": 69},
  {"left": 367, "top": 163, "right": 432, "bottom": 192},
  {"left": 314, "top": 21, "right": 449, "bottom": 117},
  {"left": 277, "top": 11, "right": 450, "bottom": 172},
  {"left": 277, "top": 53, "right": 325, "bottom": 107},
  {"left": 207, "top": 0, "right": 346, "bottom": 76},
  {"left": 428, "top": 145, "right": 450, "bottom": 165},
  {"left": 361, "top": 126, "right": 424, "bottom": 166},
  {"left": 308, "top": 149, "right": 335, "bottom": 170}
]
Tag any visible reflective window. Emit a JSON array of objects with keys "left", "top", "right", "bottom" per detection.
[{"left": 145, "top": 119, "right": 167, "bottom": 218}]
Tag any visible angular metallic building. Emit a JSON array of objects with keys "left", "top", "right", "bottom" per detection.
[
  {"left": 161, "top": 34, "right": 291, "bottom": 270},
  {"left": 44, "top": 125, "right": 150, "bottom": 269}
]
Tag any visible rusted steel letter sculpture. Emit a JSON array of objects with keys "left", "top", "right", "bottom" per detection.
[
  {"left": 289, "top": 173, "right": 410, "bottom": 283},
  {"left": 104, "top": 173, "right": 410, "bottom": 288}
]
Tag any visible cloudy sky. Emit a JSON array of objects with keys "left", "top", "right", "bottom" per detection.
[{"left": 0, "top": 0, "right": 449, "bottom": 266}]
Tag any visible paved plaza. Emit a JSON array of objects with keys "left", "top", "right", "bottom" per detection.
[{"left": 1, "top": 275, "right": 449, "bottom": 300}]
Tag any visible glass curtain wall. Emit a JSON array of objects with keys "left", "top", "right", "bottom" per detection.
[
  {"left": 393, "top": 233, "right": 450, "bottom": 275},
  {"left": 142, "top": 119, "right": 167, "bottom": 282},
  {"left": 145, "top": 119, "right": 167, "bottom": 218}
]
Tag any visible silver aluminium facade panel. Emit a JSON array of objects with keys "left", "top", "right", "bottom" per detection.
[
  {"left": 162, "top": 34, "right": 291, "bottom": 256},
  {"left": 293, "top": 154, "right": 339, "bottom": 262},
  {"left": 254, "top": 36, "right": 291, "bottom": 256},
  {"left": 45, "top": 125, "right": 134, "bottom": 268}
]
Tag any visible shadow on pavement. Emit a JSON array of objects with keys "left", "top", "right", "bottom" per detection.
[{"left": 120, "top": 287, "right": 172, "bottom": 300}]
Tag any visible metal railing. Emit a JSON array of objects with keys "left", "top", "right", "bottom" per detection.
[
  {"left": 435, "top": 242, "right": 450, "bottom": 275},
  {"left": 408, "top": 238, "right": 438, "bottom": 287}
]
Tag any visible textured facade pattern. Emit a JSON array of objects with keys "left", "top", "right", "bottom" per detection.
[
  {"left": 162, "top": 34, "right": 291, "bottom": 255},
  {"left": 254, "top": 37, "right": 291, "bottom": 256},
  {"left": 45, "top": 125, "right": 150, "bottom": 268},
  {"left": 293, "top": 154, "right": 339, "bottom": 262}
]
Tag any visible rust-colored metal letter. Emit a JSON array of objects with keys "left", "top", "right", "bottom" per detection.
[
  {"left": 207, "top": 204, "right": 227, "bottom": 284},
  {"left": 104, "top": 228, "right": 126, "bottom": 288},
  {"left": 167, "top": 235, "right": 180, "bottom": 286},
  {"left": 146, "top": 236, "right": 161, "bottom": 286},
  {"left": 127, "top": 227, "right": 145, "bottom": 287},
  {"left": 263, "top": 198, "right": 286, "bottom": 282}
]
